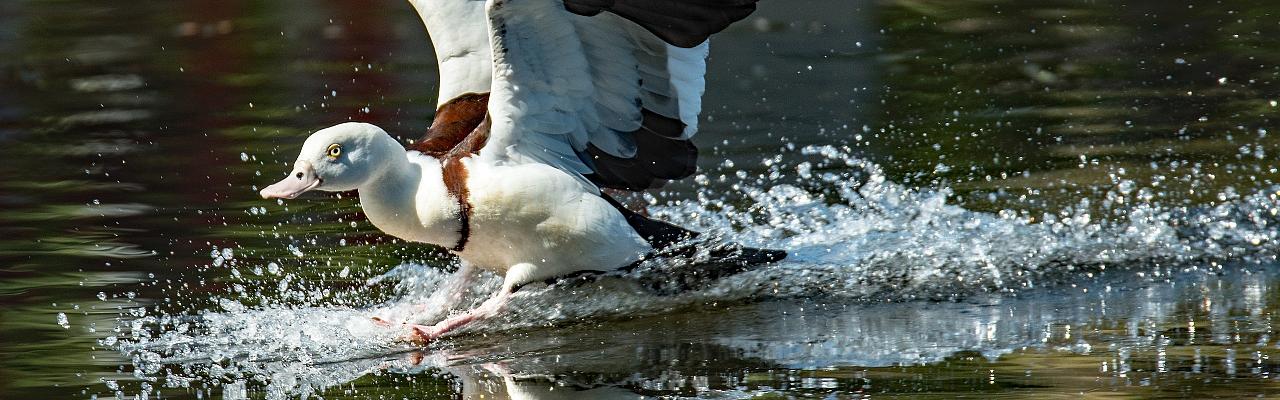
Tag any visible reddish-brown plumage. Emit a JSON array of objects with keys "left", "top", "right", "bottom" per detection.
[
  {"left": 441, "top": 158, "right": 472, "bottom": 252},
  {"left": 412, "top": 92, "right": 491, "bottom": 157},
  {"left": 447, "top": 115, "right": 491, "bottom": 159},
  {"left": 417, "top": 92, "right": 492, "bottom": 252}
]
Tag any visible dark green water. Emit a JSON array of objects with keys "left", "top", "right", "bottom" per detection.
[{"left": 3, "top": 0, "right": 1280, "bottom": 398}]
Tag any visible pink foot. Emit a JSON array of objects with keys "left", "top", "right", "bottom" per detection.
[
  {"left": 405, "top": 312, "right": 479, "bottom": 344},
  {"left": 369, "top": 316, "right": 444, "bottom": 343},
  {"left": 380, "top": 283, "right": 514, "bottom": 346},
  {"left": 407, "top": 324, "right": 440, "bottom": 344},
  {"left": 370, "top": 316, "right": 437, "bottom": 344}
]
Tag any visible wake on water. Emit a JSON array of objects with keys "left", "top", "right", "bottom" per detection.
[{"left": 114, "top": 145, "right": 1280, "bottom": 398}]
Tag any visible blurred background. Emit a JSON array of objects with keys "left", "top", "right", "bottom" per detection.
[{"left": 2, "top": 0, "right": 1280, "bottom": 398}]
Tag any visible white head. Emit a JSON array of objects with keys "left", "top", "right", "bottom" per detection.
[{"left": 260, "top": 122, "right": 404, "bottom": 199}]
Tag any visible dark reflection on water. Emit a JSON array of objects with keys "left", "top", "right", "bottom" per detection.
[{"left": 2, "top": 0, "right": 1280, "bottom": 398}]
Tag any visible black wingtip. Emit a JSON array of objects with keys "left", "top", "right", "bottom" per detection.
[
  {"left": 601, "top": 192, "right": 701, "bottom": 250},
  {"left": 727, "top": 246, "right": 788, "bottom": 266},
  {"left": 584, "top": 110, "right": 698, "bottom": 191},
  {"left": 632, "top": 241, "right": 787, "bottom": 295},
  {"left": 701, "top": 242, "right": 787, "bottom": 269},
  {"left": 601, "top": 192, "right": 787, "bottom": 294},
  {"left": 564, "top": 0, "right": 759, "bottom": 48}
]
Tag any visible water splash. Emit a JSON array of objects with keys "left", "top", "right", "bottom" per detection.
[{"left": 116, "top": 146, "right": 1280, "bottom": 398}]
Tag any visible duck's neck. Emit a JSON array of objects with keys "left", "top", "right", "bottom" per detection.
[
  {"left": 358, "top": 154, "right": 462, "bottom": 248},
  {"left": 408, "top": 0, "right": 492, "bottom": 106}
]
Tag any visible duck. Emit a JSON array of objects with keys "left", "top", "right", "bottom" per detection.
[{"left": 260, "top": 0, "right": 784, "bottom": 344}]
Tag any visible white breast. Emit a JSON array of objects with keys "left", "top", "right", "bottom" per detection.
[
  {"left": 359, "top": 153, "right": 462, "bottom": 247},
  {"left": 457, "top": 159, "right": 650, "bottom": 285}
]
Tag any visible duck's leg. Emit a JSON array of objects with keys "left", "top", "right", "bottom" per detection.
[
  {"left": 416, "top": 261, "right": 480, "bottom": 317},
  {"left": 372, "top": 261, "right": 479, "bottom": 325},
  {"left": 407, "top": 286, "right": 512, "bottom": 343},
  {"left": 406, "top": 263, "right": 535, "bottom": 344}
]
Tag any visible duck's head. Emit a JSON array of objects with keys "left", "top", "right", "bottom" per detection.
[{"left": 260, "top": 122, "right": 403, "bottom": 199}]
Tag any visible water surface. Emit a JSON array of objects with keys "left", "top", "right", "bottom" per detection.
[{"left": 3, "top": 0, "right": 1280, "bottom": 398}]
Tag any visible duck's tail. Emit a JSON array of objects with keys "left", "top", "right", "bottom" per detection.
[{"left": 600, "top": 193, "right": 786, "bottom": 292}]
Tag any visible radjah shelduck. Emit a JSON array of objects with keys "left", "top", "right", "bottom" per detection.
[{"left": 260, "top": 0, "right": 784, "bottom": 344}]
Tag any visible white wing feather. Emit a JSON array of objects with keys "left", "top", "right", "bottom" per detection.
[
  {"left": 479, "top": 0, "right": 707, "bottom": 187},
  {"left": 407, "top": 0, "right": 493, "bottom": 107}
]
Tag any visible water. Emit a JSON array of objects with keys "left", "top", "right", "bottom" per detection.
[{"left": 4, "top": 0, "right": 1280, "bottom": 398}]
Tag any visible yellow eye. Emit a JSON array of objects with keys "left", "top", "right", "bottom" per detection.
[{"left": 326, "top": 143, "right": 342, "bottom": 158}]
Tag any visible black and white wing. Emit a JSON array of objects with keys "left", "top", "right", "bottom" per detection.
[{"left": 479, "top": 0, "right": 752, "bottom": 190}]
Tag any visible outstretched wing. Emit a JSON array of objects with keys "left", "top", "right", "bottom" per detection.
[
  {"left": 407, "top": 0, "right": 493, "bottom": 108},
  {"left": 480, "top": 0, "right": 741, "bottom": 190},
  {"left": 406, "top": 0, "right": 753, "bottom": 107}
]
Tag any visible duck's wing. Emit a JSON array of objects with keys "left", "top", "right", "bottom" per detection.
[
  {"left": 406, "top": 0, "right": 752, "bottom": 105},
  {"left": 479, "top": 0, "right": 754, "bottom": 190},
  {"left": 407, "top": 0, "right": 494, "bottom": 108}
]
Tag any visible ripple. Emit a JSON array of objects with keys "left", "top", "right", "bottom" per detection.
[
  {"left": 58, "top": 109, "right": 152, "bottom": 126},
  {"left": 68, "top": 74, "right": 145, "bottom": 92}
]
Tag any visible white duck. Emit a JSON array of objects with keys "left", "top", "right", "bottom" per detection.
[{"left": 260, "top": 0, "right": 781, "bottom": 343}]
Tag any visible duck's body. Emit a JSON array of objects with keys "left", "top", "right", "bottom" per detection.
[
  {"left": 455, "top": 159, "right": 650, "bottom": 280},
  {"left": 360, "top": 145, "right": 648, "bottom": 284},
  {"left": 262, "top": 0, "right": 780, "bottom": 343}
]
